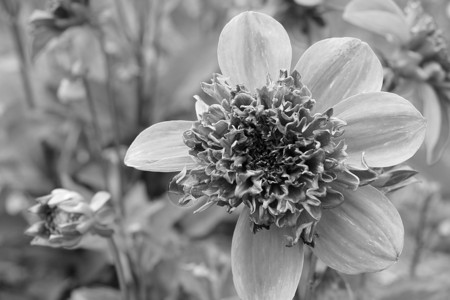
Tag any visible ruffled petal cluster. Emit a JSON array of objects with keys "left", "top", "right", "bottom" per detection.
[{"left": 171, "top": 70, "right": 356, "bottom": 245}]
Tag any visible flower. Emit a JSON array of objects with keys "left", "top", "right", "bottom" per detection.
[
  {"left": 125, "top": 11, "right": 426, "bottom": 300},
  {"left": 25, "top": 189, "right": 113, "bottom": 249},
  {"left": 344, "top": 0, "right": 450, "bottom": 164}
]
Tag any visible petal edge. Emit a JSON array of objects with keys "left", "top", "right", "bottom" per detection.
[
  {"left": 124, "top": 121, "right": 195, "bottom": 172},
  {"left": 232, "top": 208, "right": 304, "bottom": 300},
  {"left": 313, "top": 185, "right": 404, "bottom": 274}
]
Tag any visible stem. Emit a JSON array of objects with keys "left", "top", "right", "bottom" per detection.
[
  {"left": 133, "top": 233, "right": 147, "bottom": 300},
  {"left": 108, "top": 236, "right": 128, "bottom": 300},
  {"left": 135, "top": 47, "right": 147, "bottom": 129},
  {"left": 303, "top": 250, "right": 318, "bottom": 300},
  {"left": 135, "top": 0, "right": 161, "bottom": 130},
  {"left": 9, "top": 18, "right": 36, "bottom": 109},
  {"left": 410, "top": 190, "right": 436, "bottom": 277},
  {"left": 96, "top": 29, "right": 125, "bottom": 217},
  {"left": 113, "top": 0, "right": 134, "bottom": 43},
  {"left": 82, "top": 76, "right": 110, "bottom": 191}
]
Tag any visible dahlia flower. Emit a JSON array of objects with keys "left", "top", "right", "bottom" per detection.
[
  {"left": 125, "top": 12, "right": 426, "bottom": 300},
  {"left": 26, "top": 189, "right": 113, "bottom": 249}
]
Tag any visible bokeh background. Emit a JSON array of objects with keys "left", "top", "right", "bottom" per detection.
[{"left": 1, "top": 0, "right": 450, "bottom": 299}]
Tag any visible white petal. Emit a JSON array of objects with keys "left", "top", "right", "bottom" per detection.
[
  {"left": 232, "top": 208, "right": 304, "bottom": 300},
  {"left": 218, "top": 12, "right": 292, "bottom": 91},
  {"left": 124, "top": 121, "right": 198, "bottom": 172},
  {"left": 294, "top": 38, "right": 383, "bottom": 113}
]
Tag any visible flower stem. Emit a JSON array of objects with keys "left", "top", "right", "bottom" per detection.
[
  {"left": 9, "top": 18, "right": 36, "bottom": 109},
  {"left": 96, "top": 28, "right": 125, "bottom": 218},
  {"left": 410, "top": 189, "right": 437, "bottom": 277},
  {"left": 81, "top": 76, "right": 109, "bottom": 191},
  {"left": 135, "top": 0, "right": 162, "bottom": 130},
  {"left": 108, "top": 236, "right": 128, "bottom": 300}
]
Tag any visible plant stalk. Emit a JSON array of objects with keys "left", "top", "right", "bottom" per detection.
[
  {"left": 9, "top": 18, "right": 36, "bottom": 109},
  {"left": 96, "top": 29, "right": 125, "bottom": 217},
  {"left": 410, "top": 190, "right": 436, "bottom": 277},
  {"left": 108, "top": 236, "right": 128, "bottom": 300},
  {"left": 82, "top": 76, "right": 110, "bottom": 191}
]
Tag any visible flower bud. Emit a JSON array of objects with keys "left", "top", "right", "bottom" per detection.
[{"left": 25, "top": 189, "right": 113, "bottom": 249}]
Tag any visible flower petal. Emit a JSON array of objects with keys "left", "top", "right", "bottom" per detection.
[
  {"left": 343, "top": 0, "right": 411, "bottom": 45},
  {"left": 231, "top": 208, "right": 304, "bottom": 300},
  {"left": 218, "top": 11, "right": 292, "bottom": 91},
  {"left": 313, "top": 185, "right": 404, "bottom": 274},
  {"left": 334, "top": 92, "right": 426, "bottom": 168},
  {"left": 294, "top": 38, "right": 383, "bottom": 113},
  {"left": 124, "top": 121, "right": 198, "bottom": 172},
  {"left": 90, "top": 191, "right": 111, "bottom": 212},
  {"left": 418, "top": 82, "right": 450, "bottom": 164},
  {"left": 194, "top": 95, "right": 209, "bottom": 120}
]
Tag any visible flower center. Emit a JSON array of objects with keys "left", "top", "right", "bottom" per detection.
[
  {"left": 171, "top": 70, "right": 356, "bottom": 245},
  {"left": 44, "top": 207, "right": 82, "bottom": 235}
]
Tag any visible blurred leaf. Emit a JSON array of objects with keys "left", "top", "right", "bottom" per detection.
[
  {"left": 122, "top": 185, "right": 186, "bottom": 272},
  {"left": 418, "top": 82, "right": 450, "bottom": 164},
  {"left": 70, "top": 287, "right": 121, "bottom": 300},
  {"left": 379, "top": 275, "right": 450, "bottom": 300},
  {"left": 343, "top": 0, "right": 410, "bottom": 45},
  {"left": 179, "top": 205, "right": 237, "bottom": 238},
  {"left": 179, "top": 240, "right": 232, "bottom": 300},
  {"left": 57, "top": 78, "right": 87, "bottom": 104},
  {"left": 0, "top": 103, "right": 63, "bottom": 194},
  {"left": 315, "top": 268, "right": 355, "bottom": 300},
  {"left": 29, "top": 10, "right": 62, "bottom": 61},
  {"left": 43, "top": 26, "right": 106, "bottom": 82},
  {"left": 158, "top": 34, "right": 218, "bottom": 120}
]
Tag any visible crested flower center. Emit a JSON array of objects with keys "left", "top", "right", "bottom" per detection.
[
  {"left": 45, "top": 207, "right": 82, "bottom": 236},
  {"left": 171, "top": 70, "right": 359, "bottom": 245}
]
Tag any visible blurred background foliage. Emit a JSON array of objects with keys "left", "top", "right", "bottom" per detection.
[{"left": 0, "top": 0, "right": 450, "bottom": 299}]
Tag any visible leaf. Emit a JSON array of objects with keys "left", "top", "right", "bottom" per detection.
[
  {"left": 343, "top": 0, "right": 411, "bottom": 45},
  {"left": 314, "top": 268, "right": 355, "bottom": 300},
  {"left": 70, "top": 287, "right": 121, "bottom": 300},
  {"left": 29, "top": 10, "right": 62, "bottom": 61}
]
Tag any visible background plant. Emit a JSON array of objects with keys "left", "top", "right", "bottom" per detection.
[{"left": 0, "top": 0, "right": 449, "bottom": 300}]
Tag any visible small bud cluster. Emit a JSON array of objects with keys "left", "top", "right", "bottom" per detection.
[{"left": 25, "top": 189, "right": 113, "bottom": 249}]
